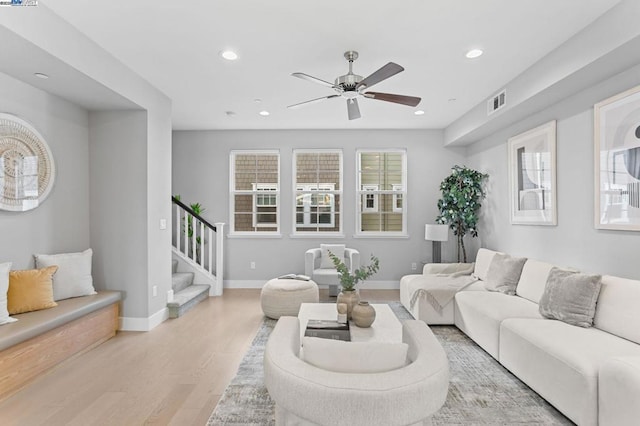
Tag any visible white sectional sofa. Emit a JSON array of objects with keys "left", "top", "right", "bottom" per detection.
[{"left": 400, "top": 248, "right": 640, "bottom": 426}]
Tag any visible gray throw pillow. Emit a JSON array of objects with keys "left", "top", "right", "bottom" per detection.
[
  {"left": 539, "top": 267, "right": 602, "bottom": 328},
  {"left": 484, "top": 253, "right": 527, "bottom": 295},
  {"left": 483, "top": 253, "right": 527, "bottom": 295}
]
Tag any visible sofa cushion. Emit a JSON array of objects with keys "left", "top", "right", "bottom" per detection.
[
  {"left": 320, "top": 244, "right": 345, "bottom": 269},
  {"left": 483, "top": 253, "right": 527, "bottom": 295},
  {"left": 516, "top": 259, "right": 556, "bottom": 304},
  {"left": 454, "top": 291, "right": 543, "bottom": 359},
  {"left": 599, "top": 357, "right": 640, "bottom": 426},
  {"left": 8, "top": 266, "right": 58, "bottom": 315},
  {"left": 594, "top": 275, "right": 640, "bottom": 345},
  {"left": 499, "top": 318, "right": 640, "bottom": 426},
  {"left": 473, "top": 248, "right": 501, "bottom": 281},
  {"left": 302, "top": 336, "right": 409, "bottom": 373},
  {"left": 35, "top": 248, "right": 96, "bottom": 301},
  {"left": 539, "top": 268, "right": 602, "bottom": 328},
  {"left": 0, "top": 262, "right": 16, "bottom": 326},
  {"left": 0, "top": 291, "right": 122, "bottom": 352}
]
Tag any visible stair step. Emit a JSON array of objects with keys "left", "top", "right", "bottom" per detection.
[
  {"left": 172, "top": 259, "right": 178, "bottom": 274},
  {"left": 172, "top": 272, "right": 194, "bottom": 293},
  {"left": 167, "top": 284, "right": 210, "bottom": 318}
]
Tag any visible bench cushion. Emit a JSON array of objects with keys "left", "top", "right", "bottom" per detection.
[{"left": 0, "top": 291, "right": 121, "bottom": 352}]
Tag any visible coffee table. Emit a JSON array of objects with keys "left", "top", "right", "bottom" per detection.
[{"left": 298, "top": 302, "right": 402, "bottom": 343}]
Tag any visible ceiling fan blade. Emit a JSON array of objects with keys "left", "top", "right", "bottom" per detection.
[
  {"left": 363, "top": 92, "right": 421, "bottom": 107},
  {"left": 347, "top": 98, "right": 361, "bottom": 120},
  {"left": 287, "top": 94, "right": 340, "bottom": 109},
  {"left": 291, "top": 72, "right": 337, "bottom": 89},
  {"left": 356, "top": 62, "right": 404, "bottom": 90}
]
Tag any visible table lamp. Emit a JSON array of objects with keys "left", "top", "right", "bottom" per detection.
[{"left": 425, "top": 224, "right": 448, "bottom": 263}]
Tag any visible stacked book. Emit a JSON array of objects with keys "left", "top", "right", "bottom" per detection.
[{"left": 304, "top": 319, "right": 350, "bottom": 341}]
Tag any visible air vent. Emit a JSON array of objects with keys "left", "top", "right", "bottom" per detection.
[{"left": 487, "top": 89, "right": 506, "bottom": 115}]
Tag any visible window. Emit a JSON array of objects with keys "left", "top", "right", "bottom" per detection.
[
  {"left": 293, "top": 150, "right": 342, "bottom": 234},
  {"left": 356, "top": 150, "right": 407, "bottom": 236},
  {"left": 230, "top": 151, "right": 279, "bottom": 234}
]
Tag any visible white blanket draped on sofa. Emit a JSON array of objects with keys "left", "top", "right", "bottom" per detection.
[{"left": 409, "top": 265, "right": 477, "bottom": 314}]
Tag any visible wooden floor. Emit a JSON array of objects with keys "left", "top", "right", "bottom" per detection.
[{"left": 0, "top": 289, "right": 399, "bottom": 426}]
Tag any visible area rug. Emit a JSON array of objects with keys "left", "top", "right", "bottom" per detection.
[{"left": 207, "top": 303, "right": 572, "bottom": 425}]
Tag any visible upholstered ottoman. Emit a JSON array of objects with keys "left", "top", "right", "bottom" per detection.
[{"left": 260, "top": 278, "right": 319, "bottom": 319}]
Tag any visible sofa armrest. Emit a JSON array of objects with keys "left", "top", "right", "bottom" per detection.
[
  {"left": 599, "top": 356, "right": 640, "bottom": 426},
  {"left": 344, "top": 248, "right": 360, "bottom": 273},
  {"left": 305, "top": 248, "right": 321, "bottom": 276},
  {"left": 423, "top": 262, "right": 474, "bottom": 276}
]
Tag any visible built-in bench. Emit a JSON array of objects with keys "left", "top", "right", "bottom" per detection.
[{"left": 0, "top": 291, "right": 121, "bottom": 400}]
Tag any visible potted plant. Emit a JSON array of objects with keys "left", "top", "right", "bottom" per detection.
[
  {"left": 329, "top": 252, "right": 380, "bottom": 319},
  {"left": 436, "top": 165, "right": 488, "bottom": 263}
]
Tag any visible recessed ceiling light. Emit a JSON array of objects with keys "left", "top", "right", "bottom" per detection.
[
  {"left": 225, "top": 111, "right": 236, "bottom": 117},
  {"left": 465, "top": 49, "right": 483, "bottom": 59},
  {"left": 34, "top": 73, "right": 49, "bottom": 79},
  {"left": 259, "top": 110, "right": 270, "bottom": 116},
  {"left": 414, "top": 110, "right": 425, "bottom": 116},
  {"left": 254, "top": 98, "right": 262, "bottom": 103},
  {"left": 448, "top": 98, "right": 457, "bottom": 102},
  {"left": 220, "top": 50, "right": 238, "bottom": 61}
]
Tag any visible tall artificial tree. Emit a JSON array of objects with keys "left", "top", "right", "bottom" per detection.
[{"left": 436, "top": 165, "right": 488, "bottom": 262}]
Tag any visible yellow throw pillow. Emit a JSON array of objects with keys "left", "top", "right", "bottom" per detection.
[{"left": 8, "top": 266, "right": 59, "bottom": 315}]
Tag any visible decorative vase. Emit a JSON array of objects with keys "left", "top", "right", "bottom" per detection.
[
  {"left": 336, "top": 289, "right": 360, "bottom": 320},
  {"left": 352, "top": 301, "right": 376, "bottom": 328}
]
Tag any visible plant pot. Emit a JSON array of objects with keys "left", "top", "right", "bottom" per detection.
[
  {"left": 336, "top": 289, "right": 360, "bottom": 320},
  {"left": 352, "top": 301, "right": 376, "bottom": 328}
]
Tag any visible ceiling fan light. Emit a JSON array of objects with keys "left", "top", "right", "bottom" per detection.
[{"left": 465, "top": 49, "right": 483, "bottom": 59}]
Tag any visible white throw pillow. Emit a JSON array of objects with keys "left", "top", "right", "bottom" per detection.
[
  {"left": 34, "top": 249, "right": 96, "bottom": 301},
  {"left": 320, "top": 244, "right": 345, "bottom": 269},
  {"left": 302, "top": 336, "right": 409, "bottom": 373},
  {"left": 0, "top": 262, "right": 17, "bottom": 325}
]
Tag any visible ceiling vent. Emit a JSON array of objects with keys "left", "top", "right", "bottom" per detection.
[{"left": 487, "top": 89, "right": 506, "bottom": 115}]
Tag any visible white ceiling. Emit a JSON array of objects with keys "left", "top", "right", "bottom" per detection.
[{"left": 42, "top": 0, "right": 620, "bottom": 130}]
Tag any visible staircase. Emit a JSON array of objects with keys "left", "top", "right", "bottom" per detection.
[
  {"left": 168, "top": 259, "right": 210, "bottom": 318},
  {"left": 169, "top": 196, "right": 225, "bottom": 319}
]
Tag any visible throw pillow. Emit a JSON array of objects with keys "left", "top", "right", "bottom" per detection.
[
  {"left": 320, "top": 244, "right": 345, "bottom": 269},
  {"left": 302, "top": 336, "right": 409, "bottom": 373},
  {"left": 34, "top": 248, "right": 96, "bottom": 301},
  {"left": 8, "top": 266, "right": 59, "bottom": 315},
  {"left": 539, "top": 267, "right": 602, "bottom": 328},
  {"left": 0, "top": 262, "right": 17, "bottom": 325},
  {"left": 483, "top": 253, "right": 527, "bottom": 295}
]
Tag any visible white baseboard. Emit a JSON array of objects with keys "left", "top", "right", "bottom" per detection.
[
  {"left": 223, "top": 280, "right": 399, "bottom": 290},
  {"left": 119, "top": 307, "right": 169, "bottom": 331}
]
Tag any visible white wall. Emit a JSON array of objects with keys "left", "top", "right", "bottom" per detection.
[
  {"left": 0, "top": 72, "right": 90, "bottom": 269},
  {"left": 466, "top": 62, "right": 640, "bottom": 279},
  {"left": 173, "top": 129, "right": 467, "bottom": 287}
]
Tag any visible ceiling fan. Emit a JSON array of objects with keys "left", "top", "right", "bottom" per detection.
[{"left": 287, "top": 51, "right": 421, "bottom": 120}]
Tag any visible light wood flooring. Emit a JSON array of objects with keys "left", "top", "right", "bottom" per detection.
[{"left": 0, "top": 289, "right": 399, "bottom": 426}]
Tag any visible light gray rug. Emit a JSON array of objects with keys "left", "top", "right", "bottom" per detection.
[{"left": 207, "top": 303, "right": 573, "bottom": 425}]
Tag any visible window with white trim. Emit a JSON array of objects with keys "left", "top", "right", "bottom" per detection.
[
  {"left": 356, "top": 149, "right": 407, "bottom": 235},
  {"left": 293, "top": 150, "right": 342, "bottom": 234},
  {"left": 230, "top": 151, "right": 280, "bottom": 234}
]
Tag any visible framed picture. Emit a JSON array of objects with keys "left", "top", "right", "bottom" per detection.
[
  {"left": 508, "top": 120, "right": 557, "bottom": 225},
  {"left": 594, "top": 85, "right": 640, "bottom": 231}
]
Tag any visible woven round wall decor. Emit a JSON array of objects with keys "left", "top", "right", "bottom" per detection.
[{"left": 0, "top": 113, "right": 56, "bottom": 212}]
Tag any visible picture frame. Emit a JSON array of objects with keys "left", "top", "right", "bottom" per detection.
[
  {"left": 508, "top": 120, "right": 557, "bottom": 225},
  {"left": 594, "top": 84, "right": 640, "bottom": 231}
]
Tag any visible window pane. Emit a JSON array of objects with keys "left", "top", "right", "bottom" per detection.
[
  {"left": 235, "top": 173, "right": 256, "bottom": 190},
  {"left": 234, "top": 195, "right": 253, "bottom": 213}
]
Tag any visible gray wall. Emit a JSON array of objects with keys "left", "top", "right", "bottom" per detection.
[
  {"left": 466, "top": 62, "right": 640, "bottom": 280},
  {"left": 89, "top": 110, "right": 149, "bottom": 317},
  {"left": 0, "top": 72, "right": 90, "bottom": 269},
  {"left": 173, "top": 129, "right": 467, "bottom": 286}
]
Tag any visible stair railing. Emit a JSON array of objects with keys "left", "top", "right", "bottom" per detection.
[{"left": 171, "top": 196, "right": 224, "bottom": 295}]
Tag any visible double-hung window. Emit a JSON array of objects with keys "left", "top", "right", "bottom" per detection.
[
  {"left": 293, "top": 150, "right": 342, "bottom": 235},
  {"left": 230, "top": 150, "right": 280, "bottom": 235},
  {"left": 356, "top": 149, "right": 407, "bottom": 236}
]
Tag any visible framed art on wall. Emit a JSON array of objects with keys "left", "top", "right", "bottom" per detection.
[
  {"left": 508, "top": 120, "right": 557, "bottom": 225},
  {"left": 594, "top": 84, "right": 640, "bottom": 231}
]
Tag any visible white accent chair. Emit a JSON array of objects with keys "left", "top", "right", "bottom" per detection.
[
  {"left": 305, "top": 244, "right": 360, "bottom": 296},
  {"left": 264, "top": 317, "right": 449, "bottom": 426}
]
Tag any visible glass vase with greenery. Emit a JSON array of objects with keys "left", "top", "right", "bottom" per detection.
[{"left": 436, "top": 165, "right": 488, "bottom": 263}]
